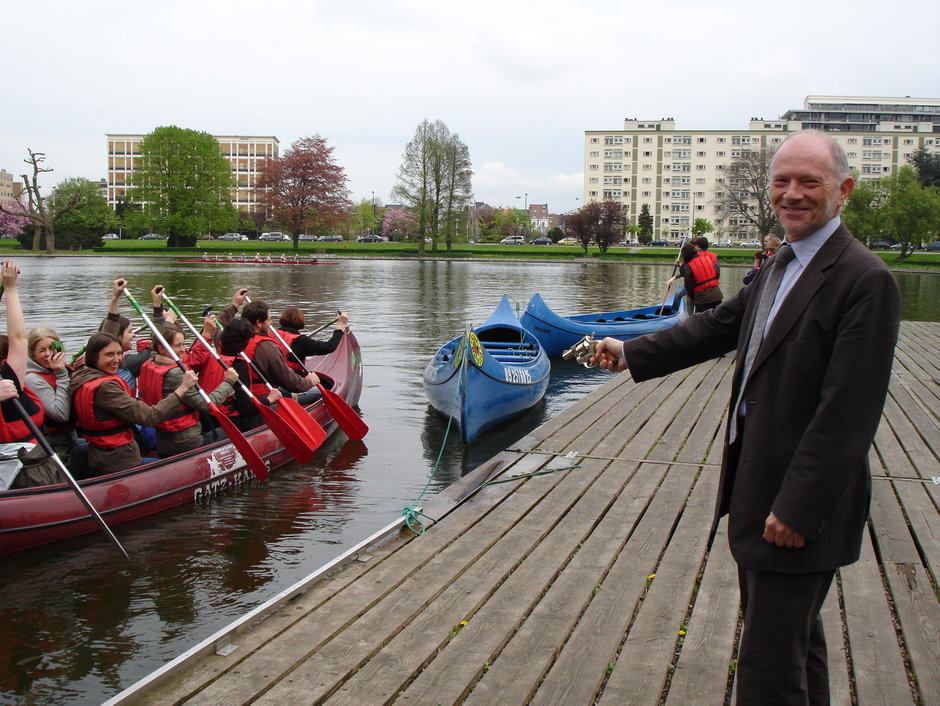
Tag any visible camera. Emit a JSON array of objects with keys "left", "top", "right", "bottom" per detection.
[{"left": 50, "top": 340, "right": 64, "bottom": 353}]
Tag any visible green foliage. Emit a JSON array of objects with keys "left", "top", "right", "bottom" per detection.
[
  {"left": 691, "top": 218, "right": 713, "bottom": 237},
  {"left": 879, "top": 166, "right": 940, "bottom": 256},
  {"left": 50, "top": 178, "right": 118, "bottom": 249},
  {"left": 127, "top": 125, "right": 238, "bottom": 247},
  {"left": 638, "top": 203, "right": 653, "bottom": 242},
  {"left": 842, "top": 176, "right": 884, "bottom": 246},
  {"left": 547, "top": 226, "right": 564, "bottom": 243},
  {"left": 907, "top": 146, "right": 940, "bottom": 188}
]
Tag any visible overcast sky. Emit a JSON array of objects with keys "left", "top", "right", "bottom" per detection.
[{"left": 3, "top": 0, "right": 938, "bottom": 214}]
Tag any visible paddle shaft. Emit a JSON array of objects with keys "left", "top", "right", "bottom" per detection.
[{"left": 9, "top": 396, "right": 129, "bottom": 558}]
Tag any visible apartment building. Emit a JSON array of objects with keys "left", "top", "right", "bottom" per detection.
[
  {"left": 106, "top": 134, "right": 279, "bottom": 212},
  {"left": 0, "top": 170, "right": 14, "bottom": 201},
  {"left": 584, "top": 96, "right": 940, "bottom": 239}
]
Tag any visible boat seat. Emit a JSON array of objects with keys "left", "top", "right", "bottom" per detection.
[{"left": 481, "top": 341, "right": 534, "bottom": 349}]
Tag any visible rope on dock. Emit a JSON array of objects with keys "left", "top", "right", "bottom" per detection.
[{"left": 401, "top": 327, "right": 471, "bottom": 536}]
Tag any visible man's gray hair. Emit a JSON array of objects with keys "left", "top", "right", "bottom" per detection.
[{"left": 774, "top": 129, "right": 850, "bottom": 182}]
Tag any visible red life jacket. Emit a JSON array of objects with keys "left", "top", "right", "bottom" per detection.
[
  {"left": 0, "top": 386, "right": 45, "bottom": 444},
  {"left": 73, "top": 375, "right": 136, "bottom": 450},
  {"left": 688, "top": 253, "right": 720, "bottom": 293},
  {"left": 138, "top": 359, "right": 199, "bottom": 433},
  {"left": 243, "top": 333, "right": 276, "bottom": 397},
  {"left": 24, "top": 369, "right": 76, "bottom": 436},
  {"left": 199, "top": 354, "right": 244, "bottom": 418},
  {"left": 276, "top": 329, "right": 307, "bottom": 373}
]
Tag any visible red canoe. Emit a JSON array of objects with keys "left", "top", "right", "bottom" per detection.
[
  {"left": 177, "top": 258, "right": 338, "bottom": 265},
  {"left": 0, "top": 332, "right": 364, "bottom": 556}
]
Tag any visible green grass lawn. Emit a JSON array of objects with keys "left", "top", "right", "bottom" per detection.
[{"left": 1, "top": 238, "right": 937, "bottom": 269}]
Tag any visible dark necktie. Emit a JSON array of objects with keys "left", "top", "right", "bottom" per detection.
[{"left": 728, "top": 244, "right": 796, "bottom": 444}]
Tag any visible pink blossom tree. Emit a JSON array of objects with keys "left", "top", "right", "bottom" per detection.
[
  {"left": 0, "top": 198, "right": 29, "bottom": 237},
  {"left": 382, "top": 209, "right": 418, "bottom": 242}
]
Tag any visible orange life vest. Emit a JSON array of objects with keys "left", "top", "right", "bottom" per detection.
[
  {"left": 200, "top": 354, "right": 242, "bottom": 417},
  {"left": 276, "top": 329, "right": 307, "bottom": 373},
  {"left": 688, "top": 253, "right": 720, "bottom": 293},
  {"left": 138, "top": 360, "right": 199, "bottom": 433},
  {"left": 73, "top": 375, "right": 136, "bottom": 450},
  {"left": 243, "top": 333, "right": 276, "bottom": 397},
  {"left": 0, "top": 385, "right": 45, "bottom": 444},
  {"left": 24, "top": 369, "right": 76, "bottom": 436}
]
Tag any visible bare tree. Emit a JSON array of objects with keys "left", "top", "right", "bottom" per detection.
[
  {"left": 0, "top": 150, "right": 77, "bottom": 252},
  {"left": 393, "top": 120, "right": 473, "bottom": 253},
  {"left": 712, "top": 148, "right": 778, "bottom": 238}
]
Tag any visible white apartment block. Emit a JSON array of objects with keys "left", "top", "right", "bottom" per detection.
[
  {"left": 584, "top": 96, "right": 940, "bottom": 240},
  {"left": 106, "top": 134, "right": 279, "bottom": 213}
]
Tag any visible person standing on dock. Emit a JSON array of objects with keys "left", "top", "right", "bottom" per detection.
[{"left": 592, "top": 130, "right": 901, "bottom": 705}]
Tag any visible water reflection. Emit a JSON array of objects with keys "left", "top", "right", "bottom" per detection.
[{"left": 0, "top": 256, "right": 935, "bottom": 704}]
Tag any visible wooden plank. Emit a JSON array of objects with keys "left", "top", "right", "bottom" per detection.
[
  {"left": 840, "top": 533, "right": 912, "bottom": 702},
  {"left": 664, "top": 521, "right": 738, "bottom": 704}
]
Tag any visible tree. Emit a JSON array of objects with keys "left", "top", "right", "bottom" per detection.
[
  {"left": 593, "top": 200, "right": 629, "bottom": 252},
  {"left": 638, "top": 203, "right": 653, "bottom": 244},
  {"left": 0, "top": 149, "right": 71, "bottom": 252},
  {"left": 841, "top": 176, "right": 884, "bottom": 247},
  {"left": 879, "top": 166, "right": 940, "bottom": 257},
  {"left": 127, "top": 126, "right": 238, "bottom": 247},
  {"left": 392, "top": 119, "right": 473, "bottom": 253},
  {"left": 712, "top": 148, "right": 778, "bottom": 238},
  {"left": 51, "top": 178, "right": 118, "bottom": 249},
  {"left": 258, "top": 135, "right": 350, "bottom": 248},
  {"left": 0, "top": 198, "right": 29, "bottom": 238},
  {"left": 547, "top": 226, "right": 564, "bottom": 243},
  {"left": 907, "top": 146, "right": 940, "bottom": 188},
  {"left": 692, "top": 218, "right": 714, "bottom": 237},
  {"left": 382, "top": 208, "right": 417, "bottom": 241},
  {"left": 563, "top": 208, "right": 592, "bottom": 251}
]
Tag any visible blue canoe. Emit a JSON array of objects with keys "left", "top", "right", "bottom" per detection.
[
  {"left": 423, "top": 295, "right": 550, "bottom": 444},
  {"left": 519, "top": 289, "right": 690, "bottom": 357}
]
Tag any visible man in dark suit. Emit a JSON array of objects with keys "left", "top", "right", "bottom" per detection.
[{"left": 593, "top": 130, "right": 901, "bottom": 704}]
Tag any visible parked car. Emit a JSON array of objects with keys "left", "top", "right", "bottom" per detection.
[
  {"left": 649, "top": 239, "right": 669, "bottom": 247},
  {"left": 924, "top": 241, "right": 940, "bottom": 251},
  {"left": 738, "top": 241, "right": 762, "bottom": 248},
  {"left": 102, "top": 233, "right": 120, "bottom": 240},
  {"left": 499, "top": 236, "right": 525, "bottom": 245},
  {"left": 870, "top": 240, "right": 891, "bottom": 249},
  {"left": 259, "top": 232, "right": 289, "bottom": 241},
  {"left": 138, "top": 233, "right": 164, "bottom": 240},
  {"left": 218, "top": 232, "right": 246, "bottom": 241},
  {"left": 558, "top": 237, "right": 578, "bottom": 246},
  {"left": 198, "top": 234, "right": 214, "bottom": 241},
  {"left": 618, "top": 238, "right": 639, "bottom": 246},
  {"left": 715, "top": 240, "right": 735, "bottom": 247},
  {"left": 319, "top": 234, "right": 344, "bottom": 242},
  {"left": 357, "top": 234, "right": 386, "bottom": 243},
  {"left": 530, "top": 237, "right": 552, "bottom": 245},
  {"left": 298, "top": 234, "right": 318, "bottom": 242}
]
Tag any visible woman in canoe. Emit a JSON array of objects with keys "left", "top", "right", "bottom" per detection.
[
  {"left": 137, "top": 325, "right": 239, "bottom": 458},
  {"left": 70, "top": 332, "right": 198, "bottom": 476}
]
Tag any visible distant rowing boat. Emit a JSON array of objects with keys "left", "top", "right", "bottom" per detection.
[{"left": 178, "top": 258, "right": 339, "bottom": 265}]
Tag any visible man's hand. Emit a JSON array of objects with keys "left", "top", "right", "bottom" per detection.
[
  {"left": 232, "top": 288, "right": 249, "bottom": 307},
  {"left": 591, "top": 336, "right": 627, "bottom": 372},
  {"left": 763, "top": 512, "right": 805, "bottom": 548}
]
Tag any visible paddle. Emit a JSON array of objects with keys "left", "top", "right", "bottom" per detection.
[
  {"left": 268, "top": 325, "right": 368, "bottom": 440},
  {"left": 657, "top": 280, "right": 674, "bottom": 317},
  {"left": 122, "top": 288, "right": 270, "bottom": 481},
  {"left": 160, "top": 294, "right": 321, "bottom": 463},
  {"left": 9, "top": 397, "right": 130, "bottom": 558}
]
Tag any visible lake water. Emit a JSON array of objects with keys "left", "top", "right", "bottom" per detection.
[{"left": 0, "top": 256, "right": 936, "bottom": 704}]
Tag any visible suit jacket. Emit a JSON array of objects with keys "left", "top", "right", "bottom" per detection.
[{"left": 623, "top": 225, "right": 901, "bottom": 573}]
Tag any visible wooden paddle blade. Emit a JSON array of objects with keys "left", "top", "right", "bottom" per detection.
[
  {"left": 319, "top": 384, "right": 368, "bottom": 440},
  {"left": 209, "top": 402, "right": 268, "bottom": 482},
  {"left": 276, "top": 396, "right": 328, "bottom": 448},
  {"left": 254, "top": 400, "right": 317, "bottom": 465}
]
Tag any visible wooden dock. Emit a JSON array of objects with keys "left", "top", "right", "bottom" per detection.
[{"left": 111, "top": 322, "right": 939, "bottom": 705}]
